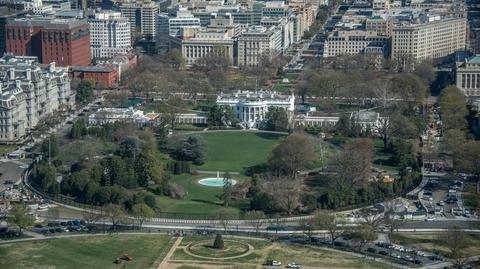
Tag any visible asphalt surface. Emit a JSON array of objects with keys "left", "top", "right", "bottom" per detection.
[{"left": 0, "top": 159, "right": 29, "bottom": 192}]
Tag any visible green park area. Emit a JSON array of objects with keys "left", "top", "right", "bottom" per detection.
[
  {"left": 169, "top": 236, "right": 390, "bottom": 269},
  {"left": 194, "top": 131, "right": 285, "bottom": 172},
  {"left": 0, "top": 235, "right": 174, "bottom": 269},
  {"left": 155, "top": 173, "right": 250, "bottom": 216}
]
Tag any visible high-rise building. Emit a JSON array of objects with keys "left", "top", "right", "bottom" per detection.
[
  {"left": 391, "top": 17, "right": 467, "bottom": 63},
  {"left": 0, "top": 55, "right": 74, "bottom": 143},
  {"left": 88, "top": 11, "right": 131, "bottom": 59},
  {"left": 237, "top": 25, "right": 282, "bottom": 66},
  {"left": 158, "top": 7, "right": 200, "bottom": 37},
  {"left": 5, "top": 17, "right": 91, "bottom": 66},
  {"left": 120, "top": 0, "right": 158, "bottom": 40}
]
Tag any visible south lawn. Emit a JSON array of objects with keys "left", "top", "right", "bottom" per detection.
[
  {"left": 0, "top": 235, "right": 173, "bottom": 269},
  {"left": 194, "top": 131, "right": 285, "bottom": 172}
]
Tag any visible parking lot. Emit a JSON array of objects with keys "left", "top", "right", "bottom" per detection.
[{"left": 0, "top": 159, "right": 29, "bottom": 192}]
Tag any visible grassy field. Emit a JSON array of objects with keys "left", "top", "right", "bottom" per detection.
[
  {"left": 0, "top": 144, "right": 17, "bottom": 157},
  {"left": 0, "top": 234, "right": 173, "bottom": 269},
  {"left": 170, "top": 236, "right": 390, "bottom": 269},
  {"left": 391, "top": 233, "right": 480, "bottom": 257},
  {"left": 372, "top": 139, "right": 399, "bottom": 173},
  {"left": 194, "top": 132, "right": 285, "bottom": 172},
  {"left": 155, "top": 173, "right": 250, "bottom": 216}
]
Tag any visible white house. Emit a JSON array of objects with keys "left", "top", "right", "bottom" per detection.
[{"left": 216, "top": 90, "right": 295, "bottom": 128}]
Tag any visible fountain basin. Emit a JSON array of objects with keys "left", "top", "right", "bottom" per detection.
[{"left": 198, "top": 178, "right": 237, "bottom": 187}]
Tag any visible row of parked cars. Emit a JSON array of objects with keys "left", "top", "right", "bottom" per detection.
[
  {"left": 372, "top": 241, "right": 442, "bottom": 265},
  {"left": 0, "top": 227, "right": 21, "bottom": 238},
  {"left": 33, "top": 220, "right": 91, "bottom": 235}
]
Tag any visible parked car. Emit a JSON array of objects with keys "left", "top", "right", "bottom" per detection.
[
  {"left": 265, "top": 260, "right": 282, "bottom": 266},
  {"left": 286, "top": 262, "right": 302, "bottom": 268},
  {"left": 367, "top": 247, "right": 377, "bottom": 253},
  {"left": 378, "top": 250, "right": 388, "bottom": 255}
]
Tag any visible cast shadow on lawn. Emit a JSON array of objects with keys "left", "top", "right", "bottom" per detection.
[
  {"left": 191, "top": 199, "right": 222, "bottom": 206},
  {"left": 253, "top": 132, "right": 286, "bottom": 140}
]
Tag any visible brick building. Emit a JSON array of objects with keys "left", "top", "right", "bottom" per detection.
[
  {"left": 69, "top": 65, "right": 118, "bottom": 87},
  {"left": 5, "top": 17, "right": 91, "bottom": 66}
]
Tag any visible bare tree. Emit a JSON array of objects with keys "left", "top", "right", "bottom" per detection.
[
  {"left": 444, "top": 226, "right": 469, "bottom": 267},
  {"left": 47, "top": 207, "right": 60, "bottom": 223},
  {"left": 268, "top": 133, "right": 316, "bottom": 178},
  {"left": 245, "top": 210, "right": 266, "bottom": 234},
  {"left": 258, "top": 176, "right": 304, "bottom": 215},
  {"left": 104, "top": 204, "right": 126, "bottom": 233},
  {"left": 314, "top": 212, "right": 346, "bottom": 245},
  {"left": 213, "top": 207, "right": 238, "bottom": 233},
  {"left": 82, "top": 210, "right": 101, "bottom": 227},
  {"left": 334, "top": 138, "right": 374, "bottom": 187}
]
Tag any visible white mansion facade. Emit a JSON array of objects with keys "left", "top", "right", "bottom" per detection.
[{"left": 216, "top": 90, "right": 295, "bottom": 128}]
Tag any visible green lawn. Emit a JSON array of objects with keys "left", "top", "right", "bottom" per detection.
[
  {"left": 0, "top": 145, "right": 17, "bottom": 157},
  {"left": 195, "top": 131, "right": 285, "bottom": 172},
  {"left": 0, "top": 234, "right": 173, "bottom": 269},
  {"left": 155, "top": 173, "right": 250, "bottom": 216},
  {"left": 171, "top": 236, "right": 390, "bottom": 268},
  {"left": 372, "top": 139, "right": 399, "bottom": 173}
]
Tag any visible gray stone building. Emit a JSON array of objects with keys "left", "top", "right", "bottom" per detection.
[{"left": 0, "top": 55, "right": 74, "bottom": 144}]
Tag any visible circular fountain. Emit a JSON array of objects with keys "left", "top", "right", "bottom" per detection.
[{"left": 198, "top": 171, "right": 237, "bottom": 187}]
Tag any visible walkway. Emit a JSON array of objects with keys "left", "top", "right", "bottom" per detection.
[{"left": 157, "top": 236, "right": 183, "bottom": 269}]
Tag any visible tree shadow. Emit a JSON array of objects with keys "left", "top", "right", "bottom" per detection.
[{"left": 253, "top": 132, "right": 285, "bottom": 140}]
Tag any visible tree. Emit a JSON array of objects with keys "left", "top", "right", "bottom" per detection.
[
  {"left": 268, "top": 133, "right": 316, "bottom": 177},
  {"left": 213, "top": 207, "right": 238, "bottom": 232},
  {"left": 222, "top": 172, "right": 233, "bottom": 207},
  {"left": 245, "top": 210, "right": 266, "bottom": 234},
  {"left": 264, "top": 107, "right": 289, "bottom": 131},
  {"left": 334, "top": 138, "right": 374, "bottom": 187},
  {"left": 258, "top": 176, "right": 304, "bottom": 215},
  {"left": 443, "top": 129, "right": 467, "bottom": 154},
  {"left": 213, "top": 234, "right": 224, "bottom": 249},
  {"left": 158, "top": 95, "right": 186, "bottom": 129},
  {"left": 352, "top": 224, "right": 377, "bottom": 252},
  {"left": 134, "top": 148, "right": 164, "bottom": 186},
  {"left": 7, "top": 205, "right": 34, "bottom": 235},
  {"left": 207, "top": 105, "right": 237, "bottom": 127},
  {"left": 439, "top": 86, "right": 469, "bottom": 130},
  {"left": 70, "top": 118, "right": 87, "bottom": 139},
  {"left": 390, "top": 73, "right": 427, "bottom": 103},
  {"left": 456, "top": 141, "right": 480, "bottom": 193},
  {"left": 75, "top": 79, "right": 95, "bottom": 104},
  {"left": 104, "top": 204, "right": 125, "bottom": 232},
  {"left": 168, "top": 183, "right": 186, "bottom": 199},
  {"left": 168, "top": 135, "right": 207, "bottom": 165},
  {"left": 82, "top": 210, "right": 101, "bottom": 227},
  {"left": 314, "top": 212, "right": 345, "bottom": 245},
  {"left": 444, "top": 226, "right": 469, "bottom": 267},
  {"left": 41, "top": 135, "right": 59, "bottom": 160},
  {"left": 132, "top": 203, "right": 154, "bottom": 229},
  {"left": 414, "top": 62, "right": 436, "bottom": 87}
]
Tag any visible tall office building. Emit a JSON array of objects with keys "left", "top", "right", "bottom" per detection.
[
  {"left": 89, "top": 11, "right": 131, "bottom": 59},
  {"left": 5, "top": 17, "right": 91, "bottom": 66},
  {"left": 237, "top": 25, "right": 282, "bottom": 66},
  {"left": 158, "top": 7, "right": 200, "bottom": 37},
  {"left": 120, "top": 0, "right": 158, "bottom": 40},
  {"left": 323, "top": 30, "right": 388, "bottom": 57},
  {"left": 391, "top": 17, "right": 467, "bottom": 63}
]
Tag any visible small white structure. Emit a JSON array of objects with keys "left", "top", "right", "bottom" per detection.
[
  {"left": 88, "top": 107, "right": 152, "bottom": 126},
  {"left": 216, "top": 90, "right": 295, "bottom": 128}
]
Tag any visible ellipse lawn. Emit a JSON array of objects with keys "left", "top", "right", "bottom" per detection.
[{"left": 195, "top": 131, "right": 285, "bottom": 172}]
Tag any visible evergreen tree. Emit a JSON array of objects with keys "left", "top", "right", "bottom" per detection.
[{"left": 213, "top": 234, "right": 224, "bottom": 249}]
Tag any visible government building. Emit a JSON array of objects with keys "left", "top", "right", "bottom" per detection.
[
  {"left": 456, "top": 55, "right": 480, "bottom": 97},
  {"left": 216, "top": 90, "right": 294, "bottom": 128},
  {"left": 0, "top": 55, "right": 74, "bottom": 144}
]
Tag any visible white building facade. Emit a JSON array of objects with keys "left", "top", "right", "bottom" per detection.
[
  {"left": 216, "top": 90, "right": 294, "bottom": 128},
  {"left": 0, "top": 55, "right": 74, "bottom": 144},
  {"left": 88, "top": 11, "right": 132, "bottom": 59},
  {"left": 456, "top": 55, "right": 480, "bottom": 97},
  {"left": 237, "top": 25, "right": 282, "bottom": 66}
]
